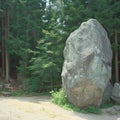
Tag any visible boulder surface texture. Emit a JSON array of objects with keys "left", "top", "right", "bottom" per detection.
[{"left": 61, "top": 19, "right": 113, "bottom": 108}]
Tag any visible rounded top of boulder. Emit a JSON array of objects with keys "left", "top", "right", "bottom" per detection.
[
  {"left": 66, "top": 18, "right": 112, "bottom": 64},
  {"left": 80, "top": 19, "right": 106, "bottom": 32}
]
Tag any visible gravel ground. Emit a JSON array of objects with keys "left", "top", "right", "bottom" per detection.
[{"left": 0, "top": 96, "right": 120, "bottom": 120}]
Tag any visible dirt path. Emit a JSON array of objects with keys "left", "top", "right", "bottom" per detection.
[{"left": 0, "top": 96, "right": 120, "bottom": 120}]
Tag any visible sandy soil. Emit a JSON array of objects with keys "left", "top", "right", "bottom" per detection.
[{"left": 0, "top": 96, "right": 120, "bottom": 120}]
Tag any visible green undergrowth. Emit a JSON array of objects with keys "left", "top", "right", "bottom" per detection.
[
  {"left": 11, "top": 90, "right": 50, "bottom": 96},
  {"left": 11, "top": 90, "right": 25, "bottom": 96},
  {"left": 100, "top": 99, "right": 116, "bottom": 109},
  {"left": 50, "top": 89, "right": 101, "bottom": 114}
]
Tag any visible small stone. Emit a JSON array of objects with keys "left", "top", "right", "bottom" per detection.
[
  {"left": 111, "top": 83, "right": 120, "bottom": 104},
  {"left": 114, "top": 106, "right": 120, "bottom": 111}
]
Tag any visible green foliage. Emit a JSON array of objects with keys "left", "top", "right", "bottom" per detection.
[
  {"left": 11, "top": 90, "right": 24, "bottom": 96},
  {"left": 51, "top": 89, "right": 68, "bottom": 105},
  {"left": 51, "top": 89, "right": 81, "bottom": 112},
  {"left": 25, "top": 78, "right": 41, "bottom": 92},
  {"left": 1, "top": 0, "right": 47, "bottom": 78},
  {"left": 27, "top": 8, "right": 64, "bottom": 92}
]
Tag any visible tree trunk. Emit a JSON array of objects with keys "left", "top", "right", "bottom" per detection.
[
  {"left": 114, "top": 0, "right": 119, "bottom": 83},
  {"left": 2, "top": 15, "right": 5, "bottom": 80},
  {"left": 5, "top": 49, "right": 9, "bottom": 82},
  {"left": 2, "top": 5, "right": 10, "bottom": 82},
  {"left": 5, "top": 8, "right": 10, "bottom": 82},
  {"left": 115, "top": 31, "right": 119, "bottom": 82}
]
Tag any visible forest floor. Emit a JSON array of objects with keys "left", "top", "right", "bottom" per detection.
[{"left": 0, "top": 96, "right": 119, "bottom": 120}]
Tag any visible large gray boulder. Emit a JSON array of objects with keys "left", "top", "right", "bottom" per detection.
[{"left": 61, "top": 19, "right": 113, "bottom": 108}]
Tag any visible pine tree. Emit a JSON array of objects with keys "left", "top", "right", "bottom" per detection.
[
  {"left": 0, "top": 0, "right": 46, "bottom": 81},
  {"left": 27, "top": 0, "right": 64, "bottom": 91}
]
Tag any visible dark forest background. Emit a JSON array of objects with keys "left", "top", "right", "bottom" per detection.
[{"left": 0, "top": 0, "right": 120, "bottom": 92}]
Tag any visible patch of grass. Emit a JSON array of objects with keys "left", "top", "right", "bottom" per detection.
[
  {"left": 11, "top": 90, "right": 24, "bottom": 96},
  {"left": 62, "top": 103, "right": 81, "bottom": 112},
  {"left": 101, "top": 99, "right": 116, "bottom": 109},
  {"left": 11, "top": 89, "right": 50, "bottom": 97},
  {"left": 81, "top": 106, "right": 101, "bottom": 114},
  {"left": 50, "top": 89, "right": 101, "bottom": 114}
]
